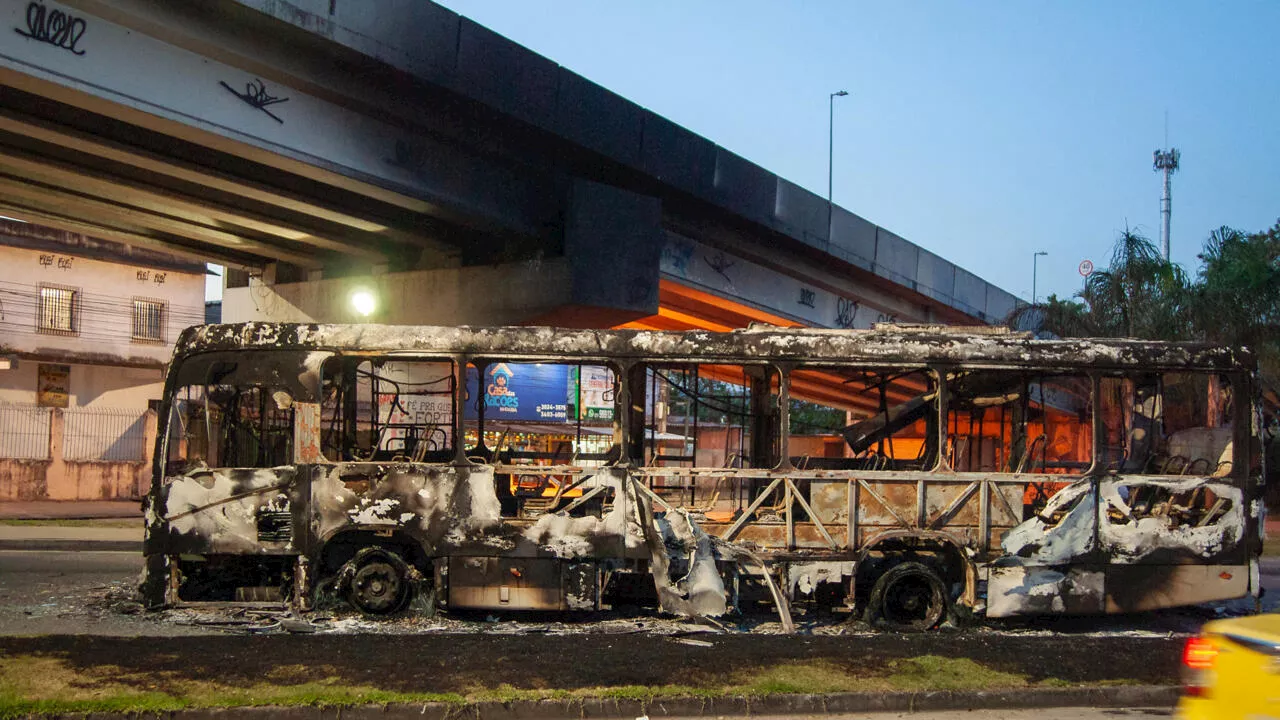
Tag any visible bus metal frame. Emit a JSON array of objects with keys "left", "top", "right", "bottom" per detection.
[{"left": 140, "top": 323, "right": 1266, "bottom": 630}]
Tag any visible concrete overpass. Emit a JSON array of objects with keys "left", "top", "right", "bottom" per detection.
[{"left": 0, "top": 0, "right": 1020, "bottom": 331}]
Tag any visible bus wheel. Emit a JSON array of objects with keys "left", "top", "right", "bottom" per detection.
[
  {"left": 346, "top": 549, "right": 410, "bottom": 615},
  {"left": 865, "top": 561, "right": 948, "bottom": 631}
]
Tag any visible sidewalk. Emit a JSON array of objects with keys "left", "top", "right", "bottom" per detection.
[
  {"left": 0, "top": 501, "right": 143, "bottom": 551},
  {"left": 0, "top": 523, "right": 142, "bottom": 551},
  {"left": 0, "top": 500, "right": 141, "bottom": 520}
]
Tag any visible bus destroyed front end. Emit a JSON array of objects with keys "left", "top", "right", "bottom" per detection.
[{"left": 988, "top": 476, "right": 1253, "bottom": 617}]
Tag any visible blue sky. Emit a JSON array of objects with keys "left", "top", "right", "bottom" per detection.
[{"left": 430, "top": 0, "right": 1280, "bottom": 305}]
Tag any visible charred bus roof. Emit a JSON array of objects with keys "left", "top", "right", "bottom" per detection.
[{"left": 171, "top": 322, "right": 1255, "bottom": 373}]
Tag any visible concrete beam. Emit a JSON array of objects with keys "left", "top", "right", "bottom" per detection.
[
  {"left": 0, "top": 174, "right": 322, "bottom": 267},
  {"left": 0, "top": 144, "right": 390, "bottom": 262}
]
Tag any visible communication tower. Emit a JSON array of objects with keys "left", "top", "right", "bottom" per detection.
[{"left": 1153, "top": 147, "right": 1180, "bottom": 260}]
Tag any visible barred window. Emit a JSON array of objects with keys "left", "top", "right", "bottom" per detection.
[
  {"left": 37, "top": 285, "right": 78, "bottom": 335},
  {"left": 132, "top": 298, "right": 166, "bottom": 342}
]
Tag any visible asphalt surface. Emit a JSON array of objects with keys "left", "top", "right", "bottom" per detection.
[{"left": 0, "top": 549, "right": 190, "bottom": 636}]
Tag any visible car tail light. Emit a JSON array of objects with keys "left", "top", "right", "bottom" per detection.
[{"left": 1181, "top": 635, "right": 1218, "bottom": 697}]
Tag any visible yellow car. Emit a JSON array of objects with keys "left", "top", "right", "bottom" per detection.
[{"left": 1178, "top": 612, "right": 1280, "bottom": 719}]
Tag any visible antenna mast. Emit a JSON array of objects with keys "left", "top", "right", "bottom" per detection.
[{"left": 1153, "top": 147, "right": 1180, "bottom": 260}]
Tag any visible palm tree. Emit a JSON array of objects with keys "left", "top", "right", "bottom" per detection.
[{"left": 1008, "top": 229, "right": 1191, "bottom": 340}]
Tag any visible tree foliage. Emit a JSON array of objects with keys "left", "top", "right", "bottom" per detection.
[
  {"left": 1009, "top": 220, "right": 1280, "bottom": 382},
  {"left": 1192, "top": 223, "right": 1280, "bottom": 378}
]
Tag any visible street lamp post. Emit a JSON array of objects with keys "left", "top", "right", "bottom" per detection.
[
  {"left": 827, "top": 90, "right": 848, "bottom": 234},
  {"left": 1032, "top": 251, "right": 1048, "bottom": 305}
]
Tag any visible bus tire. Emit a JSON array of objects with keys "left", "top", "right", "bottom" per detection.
[
  {"left": 864, "top": 561, "right": 948, "bottom": 632},
  {"left": 344, "top": 548, "right": 411, "bottom": 615}
]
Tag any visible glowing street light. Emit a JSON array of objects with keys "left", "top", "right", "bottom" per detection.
[{"left": 350, "top": 289, "right": 377, "bottom": 317}]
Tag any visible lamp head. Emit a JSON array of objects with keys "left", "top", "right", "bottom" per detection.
[{"left": 350, "top": 289, "right": 377, "bottom": 318}]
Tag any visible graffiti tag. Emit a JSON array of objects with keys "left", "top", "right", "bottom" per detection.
[
  {"left": 220, "top": 78, "right": 288, "bottom": 123},
  {"left": 835, "top": 297, "right": 859, "bottom": 328},
  {"left": 14, "top": 1, "right": 86, "bottom": 56}
]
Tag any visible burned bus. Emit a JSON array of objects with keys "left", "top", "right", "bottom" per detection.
[{"left": 141, "top": 323, "right": 1266, "bottom": 630}]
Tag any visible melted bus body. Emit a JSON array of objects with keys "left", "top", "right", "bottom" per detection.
[{"left": 141, "top": 323, "right": 1266, "bottom": 629}]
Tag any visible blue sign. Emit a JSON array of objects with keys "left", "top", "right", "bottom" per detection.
[{"left": 465, "top": 363, "right": 571, "bottom": 422}]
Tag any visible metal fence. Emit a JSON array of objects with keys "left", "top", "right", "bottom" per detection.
[
  {"left": 0, "top": 403, "right": 53, "bottom": 460},
  {"left": 63, "top": 407, "right": 149, "bottom": 461}
]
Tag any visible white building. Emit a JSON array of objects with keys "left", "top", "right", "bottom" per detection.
[{"left": 0, "top": 220, "right": 204, "bottom": 501}]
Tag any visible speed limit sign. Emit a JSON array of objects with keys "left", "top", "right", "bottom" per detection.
[{"left": 1078, "top": 259, "right": 1094, "bottom": 277}]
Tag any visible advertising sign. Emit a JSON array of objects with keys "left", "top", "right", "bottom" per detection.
[
  {"left": 465, "top": 363, "right": 569, "bottom": 422},
  {"left": 573, "top": 366, "right": 615, "bottom": 420},
  {"left": 37, "top": 364, "right": 70, "bottom": 408},
  {"left": 464, "top": 363, "right": 616, "bottom": 423}
]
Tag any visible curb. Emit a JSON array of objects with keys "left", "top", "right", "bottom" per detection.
[
  {"left": 0, "top": 540, "right": 141, "bottom": 552},
  {"left": 17, "top": 685, "right": 1182, "bottom": 719}
]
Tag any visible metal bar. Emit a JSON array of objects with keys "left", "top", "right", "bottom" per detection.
[
  {"left": 557, "top": 484, "right": 608, "bottom": 515},
  {"left": 629, "top": 477, "right": 676, "bottom": 514},
  {"left": 855, "top": 478, "right": 912, "bottom": 528},
  {"left": 927, "top": 480, "right": 979, "bottom": 530},
  {"left": 785, "top": 481, "right": 794, "bottom": 549},
  {"left": 721, "top": 477, "right": 783, "bottom": 541},
  {"left": 784, "top": 477, "right": 839, "bottom": 550},
  {"left": 916, "top": 475, "right": 927, "bottom": 528},
  {"left": 989, "top": 480, "right": 1022, "bottom": 526},
  {"left": 848, "top": 479, "right": 858, "bottom": 550},
  {"left": 979, "top": 478, "right": 992, "bottom": 553}
]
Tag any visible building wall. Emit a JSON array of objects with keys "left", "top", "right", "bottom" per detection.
[
  {"left": 0, "top": 362, "right": 162, "bottom": 410},
  {"left": 0, "top": 242, "right": 204, "bottom": 369}
]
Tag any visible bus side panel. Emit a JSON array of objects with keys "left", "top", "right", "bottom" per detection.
[
  {"left": 1104, "top": 564, "right": 1249, "bottom": 612},
  {"left": 310, "top": 464, "right": 643, "bottom": 560},
  {"left": 987, "top": 565, "right": 1104, "bottom": 617},
  {"left": 160, "top": 467, "right": 299, "bottom": 555}
]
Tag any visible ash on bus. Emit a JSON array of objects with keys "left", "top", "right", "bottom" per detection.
[{"left": 140, "top": 323, "right": 1266, "bottom": 631}]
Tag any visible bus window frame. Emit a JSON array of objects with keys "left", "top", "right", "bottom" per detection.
[
  {"left": 319, "top": 353, "right": 459, "bottom": 465},
  {"left": 783, "top": 362, "right": 941, "bottom": 473},
  {"left": 465, "top": 356, "right": 624, "bottom": 467},
  {"left": 161, "top": 349, "right": 329, "bottom": 475},
  {"left": 631, "top": 360, "right": 784, "bottom": 471},
  {"left": 938, "top": 366, "right": 1097, "bottom": 479}
]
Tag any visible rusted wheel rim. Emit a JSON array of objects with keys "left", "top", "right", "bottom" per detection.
[
  {"left": 881, "top": 571, "right": 945, "bottom": 630},
  {"left": 350, "top": 559, "right": 404, "bottom": 614}
]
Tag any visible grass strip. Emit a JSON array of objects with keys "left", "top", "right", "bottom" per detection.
[
  {"left": 0, "top": 519, "right": 139, "bottom": 528},
  {"left": 0, "top": 652, "right": 1126, "bottom": 719}
]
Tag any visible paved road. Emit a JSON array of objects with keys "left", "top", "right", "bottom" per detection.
[{"left": 0, "top": 549, "right": 207, "bottom": 636}]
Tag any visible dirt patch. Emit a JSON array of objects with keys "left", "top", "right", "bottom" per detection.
[{"left": 0, "top": 632, "right": 1181, "bottom": 696}]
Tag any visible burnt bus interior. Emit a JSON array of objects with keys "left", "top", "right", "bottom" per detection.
[{"left": 155, "top": 337, "right": 1256, "bottom": 622}]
